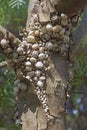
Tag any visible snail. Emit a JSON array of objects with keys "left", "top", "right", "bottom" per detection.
[{"left": 0, "top": 39, "right": 9, "bottom": 49}]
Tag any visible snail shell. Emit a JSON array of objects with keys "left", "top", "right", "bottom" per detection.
[
  {"left": 52, "top": 25, "right": 62, "bottom": 33},
  {"left": 29, "top": 31, "right": 34, "bottom": 35},
  {"left": 32, "top": 51, "right": 39, "bottom": 58},
  {"left": 4, "top": 47, "right": 12, "bottom": 54},
  {"left": 61, "top": 20, "right": 68, "bottom": 26},
  {"left": 18, "top": 55, "right": 26, "bottom": 62},
  {"left": 35, "top": 70, "right": 41, "bottom": 77},
  {"left": 0, "top": 39, "right": 8, "bottom": 49},
  {"left": 35, "top": 61, "right": 44, "bottom": 69},
  {"left": 26, "top": 75, "right": 31, "bottom": 80},
  {"left": 32, "top": 44, "right": 39, "bottom": 50},
  {"left": 46, "top": 23, "right": 53, "bottom": 31},
  {"left": 26, "top": 35, "right": 36, "bottom": 43},
  {"left": 39, "top": 53, "right": 46, "bottom": 60},
  {"left": 61, "top": 13, "right": 68, "bottom": 26},
  {"left": 26, "top": 71, "right": 35, "bottom": 78},
  {"left": 61, "top": 13, "right": 68, "bottom": 20},
  {"left": 39, "top": 76, "right": 46, "bottom": 81},
  {"left": 13, "top": 58, "right": 19, "bottom": 63},
  {"left": 35, "top": 30, "right": 40, "bottom": 36},
  {"left": 17, "top": 47, "right": 24, "bottom": 55},
  {"left": 30, "top": 57, "right": 37, "bottom": 63},
  {"left": 39, "top": 47, "right": 45, "bottom": 53},
  {"left": 25, "top": 61, "right": 32, "bottom": 67},
  {"left": 25, "top": 66, "right": 32, "bottom": 71},
  {"left": 46, "top": 42, "right": 53, "bottom": 50},
  {"left": 37, "top": 81, "right": 44, "bottom": 87}
]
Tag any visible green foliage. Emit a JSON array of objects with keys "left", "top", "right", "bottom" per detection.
[
  {"left": 72, "top": 54, "right": 87, "bottom": 89},
  {"left": 70, "top": 34, "right": 87, "bottom": 114},
  {"left": 72, "top": 35, "right": 87, "bottom": 90},
  {"left": 0, "top": 0, "right": 10, "bottom": 26},
  {"left": 9, "top": 0, "right": 26, "bottom": 8},
  {"left": 0, "top": 1, "right": 28, "bottom": 129},
  {"left": 0, "top": 57, "right": 17, "bottom": 129},
  {"left": 0, "top": 67, "right": 16, "bottom": 109},
  {"left": 0, "top": 0, "right": 28, "bottom": 33}
]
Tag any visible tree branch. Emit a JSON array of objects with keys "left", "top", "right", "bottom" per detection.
[
  {"left": 0, "top": 25, "right": 20, "bottom": 52},
  {"left": 50, "top": 0, "right": 87, "bottom": 17}
]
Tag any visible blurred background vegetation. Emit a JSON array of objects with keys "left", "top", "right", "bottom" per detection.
[
  {"left": 66, "top": 35, "right": 87, "bottom": 130},
  {"left": 0, "top": 0, "right": 87, "bottom": 130},
  {"left": 0, "top": 0, "right": 28, "bottom": 130}
]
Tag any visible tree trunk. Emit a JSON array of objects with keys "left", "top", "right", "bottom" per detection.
[{"left": 20, "top": 1, "right": 66, "bottom": 130}]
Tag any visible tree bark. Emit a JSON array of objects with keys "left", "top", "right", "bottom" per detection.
[
  {"left": 20, "top": 0, "right": 68, "bottom": 130},
  {"left": 20, "top": 1, "right": 87, "bottom": 130}
]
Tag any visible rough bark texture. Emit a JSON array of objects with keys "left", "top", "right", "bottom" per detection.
[
  {"left": 20, "top": 1, "right": 87, "bottom": 130},
  {"left": 21, "top": 0, "right": 67, "bottom": 130}
]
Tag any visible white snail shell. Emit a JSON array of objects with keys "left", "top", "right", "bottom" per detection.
[
  {"left": 38, "top": 53, "right": 46, "bottom": 60},
  {"left": 46, "top": 42, "right": 53, "bottom": 50},
  {"left": 46, "top": 23, "right": 53, "bottom": 31},
  {"left": 0, "top": 39, "right": 8, "bottom": 49},
  {"left": 25, "top": 61, "right": 32, "bottom": 66},
  {"left": 35, "top": 61, "right": 44, "bottom": 69},
  {"left": 39, "top": 47, "right": 45, "bottom": 53},
  {"left": 32, "top": 51, "right": 39, "bottom": 58},
  {"left": 26, "top": 35, "right": 36, "bottom": 43},
  {"left": 35, "top": 70, "right": 41, "bottom": 77},
  {"left": 34, "top": 30, "right": 40, "bottom": 36},
  {"left": 32, "top": 44, "right": 39, "bottom": 50},
  {"left": 34, "top": 76, "right": 38, "bottom": 81},
  {"left": 30, "top": 57, "right": 37, "bottom": 63},
  {"left": 37, "top": 81, "right": 44, "bottom": 87},
  {"left": 39, "top": 76, "right": 46, "bottom": 81}
]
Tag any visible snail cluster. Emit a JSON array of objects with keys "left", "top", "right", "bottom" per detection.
[{"left": 0, "top": 11, "right": 80, "bottom": 121}]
